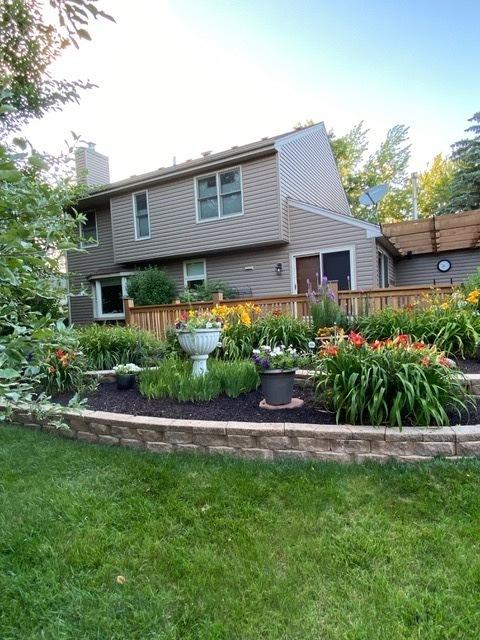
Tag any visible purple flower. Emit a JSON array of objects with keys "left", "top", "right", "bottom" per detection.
[{"left": 322, "top": 276, "right": 328, "bottom": 286}]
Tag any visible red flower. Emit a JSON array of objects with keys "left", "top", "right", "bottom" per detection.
[
  {"left": 411, "top": 341, "right": 426, "bottom": 350},
  {"left": 370, "top": 340, "right": 384, "bottom": 350},
  {"left": 55, "top": 349, "right": 65, "bottom": 358},
  {"left": 394, "top": 334, "right": 410, "bottom": 346},
  {"left": 321, "top": 345, "right": 339, "bottom": 357},
  {"left": 348, "top": 331, "right": 365, "bottom": 348},
  {"left": 438, "top": 356, "right": 454, "bottom": 368}
]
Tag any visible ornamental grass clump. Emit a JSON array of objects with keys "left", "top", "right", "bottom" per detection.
[
  {"left": 212, "top": 303, "right": 262, "bottom": 360},
  {"left": 139, "top": 358, "right": 259, "bottom": 402},
  {"left": 77, "top": 325, "right": 167, "bottom": 370},
  {"left": 356, "top": 289, "right": 480, "bottom": 358},
  {"left": 315, "top": 332, "right": 471, "bottom": 427},
  {"left": 307, "top": 276, "right": 347, "bottom": 333}
]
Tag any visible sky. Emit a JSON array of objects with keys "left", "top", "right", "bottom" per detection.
[{"left": 25, "top": 0, "right": 480, "bottom": 182}]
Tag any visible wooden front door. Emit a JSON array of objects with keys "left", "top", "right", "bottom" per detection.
[{"left": 295, "top": 255, "right": 320, "bottom": 293}]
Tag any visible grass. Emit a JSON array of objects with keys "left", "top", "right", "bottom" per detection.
[
  {"left": 139, "top": 358, "right": 259, "bottom": 401},
  {"left": 2, "top": 426, "right": 480, "bottom": 639}
]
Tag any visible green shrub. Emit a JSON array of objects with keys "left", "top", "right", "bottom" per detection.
[
  {"left": 356, "top": 306, "right": 480, "bottom": 358},
  {"left": 219, "top": 323, "right": 257, "bottom": 360},
  {"left": 254, "top": 314, "right": 313, "bottom": 352},
  {"left": 77, "top": 325, "right": 168, "bottom": 370},
  {"left": 179, "top": 280, "right": 236, "bottom": 302},
  {"left": 139, "top": 358, "right": 259, "bottom": 402},
  {"left": 315, "top": 333, "right": 470, "bottom": 426},
  {"left": 463, "top": 267, "right": 480, "bottom": 294},
  {"left": 216, "top": 313, "right": 314, "bottom": 361},
  {"left": 127, "top": 267, "right": 176, "bottom": 305},
  {"left": 39, "top": 326, "right": 92, "bottom": 395}
]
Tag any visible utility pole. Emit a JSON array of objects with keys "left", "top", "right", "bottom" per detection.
[{"left": 412, "top": 172, "right": 419, "bottom": 220}]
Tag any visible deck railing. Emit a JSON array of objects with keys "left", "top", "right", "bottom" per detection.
[{"left": 124, "top": 284, "right": 454, "bottom": 339}]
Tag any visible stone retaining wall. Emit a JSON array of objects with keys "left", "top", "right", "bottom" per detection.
[{"left": 11, "top": 408, "right": 480, "bottom": 464}]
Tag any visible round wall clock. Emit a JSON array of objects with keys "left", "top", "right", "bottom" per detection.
[{"left": 437, "top": 259, "right": 452, "bottom": 273}]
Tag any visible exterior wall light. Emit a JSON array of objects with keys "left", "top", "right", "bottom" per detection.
[{"left": 275, "top": 263, "right": 283, "bottom": 275}]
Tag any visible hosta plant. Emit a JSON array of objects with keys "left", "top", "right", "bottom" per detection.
[{"left": 315, "top": 332, "right": 471, "bottom": 427}]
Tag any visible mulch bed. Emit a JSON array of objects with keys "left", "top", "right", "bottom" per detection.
[
  {"left": 55, "top": 383, "right": 337, "bottom": 425},
  {"left": 457, "top": 358, "right": 480, "bottom": 374},
  {"left": 55, "top": 381, "right": 480, "bottom": 425}
]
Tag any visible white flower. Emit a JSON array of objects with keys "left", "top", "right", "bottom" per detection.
[
  {"left": 308, "top": 341, "right": 316, "bottom": 349},
  {"left": 113, "top": 363, "right": 141, "bottom": 374},
  {"left": 252, "top": 349, "right": 260, "bottom": 355}
]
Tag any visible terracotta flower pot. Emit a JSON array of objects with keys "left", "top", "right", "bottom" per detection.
[
  {"left": 260, "top": 369, "right": 296, "bottom": 405},
  {"left": 177, "top": 328, "right": 222, "bottom": 376}
]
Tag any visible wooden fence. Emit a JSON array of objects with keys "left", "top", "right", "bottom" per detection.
[{"left": 124, "top": 284, "right": 454, "bottom": 339}]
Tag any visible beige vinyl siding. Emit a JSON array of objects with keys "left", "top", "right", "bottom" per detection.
[
  {"left": 395, "top": 249, "right": 480, "bottom": 286},
  {"left": 110, "top": 154, "right": 282, "bottom": 264},
  {"left": 278, "top": 125, "right": 351, "bottom": 241},
  {"left": 67, "top": 206, "right": 120, "bottom": 324},
  {"left": 157, "top": 205, "right": 377, "bottom": 296}
]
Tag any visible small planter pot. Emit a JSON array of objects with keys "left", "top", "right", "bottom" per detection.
[
  {"left": 260, "top": 368, "right": 296, "bottom": 406},
  {"left": 177, "top": 328, "right": 222, "bottom": 377},
  {"left": 116, "top": 373, "right": 135, "bottom": 391}
]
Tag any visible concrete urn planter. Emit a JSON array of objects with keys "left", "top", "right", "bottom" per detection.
[
  {"left": 260, "top": 369, "right": 296, "bottom": 405},
  {"left": 177, "top": 328, "right": 222, "bottom": 376}
]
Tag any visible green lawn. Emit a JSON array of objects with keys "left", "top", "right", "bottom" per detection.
[{"left": 1, "top": 426, "right": 480, "bottom": 640}]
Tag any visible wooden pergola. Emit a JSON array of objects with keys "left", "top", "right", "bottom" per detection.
[{"left": 381, "top": 209, "right": 480, "bottom": 256}]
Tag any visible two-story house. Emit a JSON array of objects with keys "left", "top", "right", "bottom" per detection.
[{"left": 67, "top": 123, "right": 396, "bottom": 324}]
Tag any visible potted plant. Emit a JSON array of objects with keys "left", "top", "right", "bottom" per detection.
[
  {"left": 113, "top": 363, "right": 141, "bottom": 390},
  {"left": 175, "top": 310, "right": 222, "bottom": 376},
  {"left": 252, "top": 345, "right": 300, "bottom": 406}
]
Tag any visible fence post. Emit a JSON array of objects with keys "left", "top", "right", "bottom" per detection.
[
  {"left": 123, "top": 297, "right": 134, "bottom": 325},
  {"left": 329, "top": 280, "right": 339, "bottom": 300},
  {"left": 212, "top": 291, "right": 224, "bottom": 305}
]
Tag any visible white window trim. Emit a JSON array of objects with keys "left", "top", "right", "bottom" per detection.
[
  {"left": 92, "top": 276, "right": 129, "bottom": 320},
  {"left": 377, "top": 248, "right": 390, "bottom": 288},
  {"left": 79, "top": 210, "right": 99, "bottom": 248},
  {"left": 183, "top": 258, "right": 207, "bottom": 288},
  {"left": 132, "top": 190, "right": 151, "bottom": 241},
  {"left": 289, "top": 245, "right": 357, "bottom": 293},
  {"left": 195, "top": 166, "right": 244, "bottom": 223}
]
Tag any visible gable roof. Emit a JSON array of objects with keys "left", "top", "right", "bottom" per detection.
[
  {"left": 82, "top": 123, "right": 326, "bottom": 203},
  {"left": 290, "top": 199, "right": 382, "bottom": 238},
  {"left": 381, "top": 209, "right": 480, "bottom": 255}
]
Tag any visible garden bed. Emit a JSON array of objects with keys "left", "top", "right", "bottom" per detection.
[
  {"left": 457, "top": 358, "right": 480, "bottom": 374},
  {"left": 55, "top": 382, "right": 336, "bottom": 425},
  {"left": 55, "top": 381, "right": 480, "bottom": 426}
]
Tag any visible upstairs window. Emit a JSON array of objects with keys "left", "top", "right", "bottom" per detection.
[
  {"left": 79, "top": 210, "right": 98, "bottom": 247},
  {"left": 183, "top": 259, "right": 206, "bottom": 289},
  {"left": 133, "top": 191, "right": 150, "bottom": 239},
  {"left": 196, "top": 168, "right": 243, "bottom": 221}
]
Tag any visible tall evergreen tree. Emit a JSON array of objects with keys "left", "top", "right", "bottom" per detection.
[{"left": 444, "top": 112, "right": 480, "bottom": 213}]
